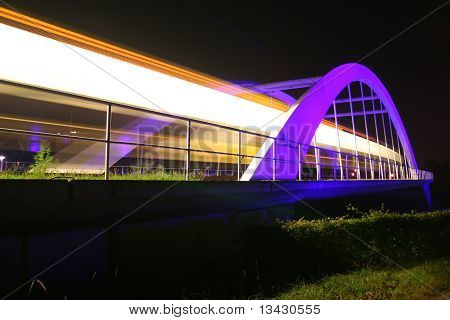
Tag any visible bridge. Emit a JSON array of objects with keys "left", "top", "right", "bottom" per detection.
[{"left": 0, "top": 7, "right": 433, "bottom": 209}]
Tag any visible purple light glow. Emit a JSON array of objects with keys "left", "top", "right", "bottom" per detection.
[
  {"left": 248, "top": 63, "right": 417, "bottom": 180},
  {"left": 28, "top": 138, "right": 43, "bottom": 153}
]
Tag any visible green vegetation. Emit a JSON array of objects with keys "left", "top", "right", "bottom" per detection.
[
  {"left": 276, "top": 258, "right": 450, "bottom": 299},
  {"left": 280, "top": 208, "right": 450, "bottom": 268},
  {"left": 0, "top": 143, "right": 206, "bottom": 180},
  {"left": 13, "top": 207, "right": 450, "bottom": 299},
  {"left": 30, "top": 142, "right": 54, "bottom": 174},
  {"left": 0, "top": 170, "right": 203, "bottom": 181},
  {"left": 240, "top": 209, "right": 450, "bottom": 296}
]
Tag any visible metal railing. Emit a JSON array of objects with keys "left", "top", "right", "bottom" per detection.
[{"left": 0, "top": 78, "right": 433, "bottom": 182}]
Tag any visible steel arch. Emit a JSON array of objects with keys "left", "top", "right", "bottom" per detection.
[{"left": 241, "top": 63, "right": 417, "bottom": 181}]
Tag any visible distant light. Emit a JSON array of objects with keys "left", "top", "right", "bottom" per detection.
[
  {"left": 70, "top": 130, "right": 77, "bottom": 134},
  {"left": 0, "top": 155, "right": 5, "bottom": 161}
]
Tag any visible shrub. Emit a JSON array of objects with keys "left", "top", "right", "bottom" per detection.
[
  {"left": 30, "top": 142, "right": 54, "bottom": 174},
  {"left": 238, "top": 209, "right": 450, "bottom": 293}
]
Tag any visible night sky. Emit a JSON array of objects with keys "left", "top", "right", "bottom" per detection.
[{"left": 4, "top": 0, "right": 450, "bottom": 165}]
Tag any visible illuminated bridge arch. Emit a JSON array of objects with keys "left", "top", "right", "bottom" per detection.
[
  {"left": 242, "top": 63, "right": 418, "bottom": 181},
  {"left": 0, "top": 6, "right": 430, "bottom": 185}
]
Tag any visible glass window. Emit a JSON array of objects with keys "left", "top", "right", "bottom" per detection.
[
  {"left": 189, "top": 122, "right": 238, "bottom": 155},
  {"left": 0, "top": 131, "right": 105, "bottom": 176},
  {"left": 0, "top": 83, "right": 106, "bottom": 139},
  {"left": 111, "top": 106, "right": 187, "bottom": 148}
]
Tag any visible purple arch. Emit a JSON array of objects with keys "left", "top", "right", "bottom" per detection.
[{"left": 242, "top": 63, "right": 417, "bottom": 180}]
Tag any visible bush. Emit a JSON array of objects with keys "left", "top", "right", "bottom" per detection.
[
  {"left": 238, "top": 209, "right": 450, "bottom": 294},
  {"left": 30, "top": 142, "right": 54, "bottom": 174}
]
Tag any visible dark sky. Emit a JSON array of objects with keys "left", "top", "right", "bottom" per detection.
[{"left": 4, "top": 0, "right": 450, "bottom": 165}]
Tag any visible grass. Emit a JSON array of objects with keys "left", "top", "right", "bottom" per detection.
[
  {"left": 0, "top": 170, "right": 204, "bottom": 181},
  {"left": 276, "top": 257, "right": 450, "bottom": 299},
  {"left": 240, "top": 209, "right": 450, "bottom": 297}
]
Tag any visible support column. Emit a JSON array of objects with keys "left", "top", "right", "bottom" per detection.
[
  {"left": 104, "top": 104, "right": 112, "bottom": 180},
  {"left": 396, "top": 134, "right": 405, "bottom": 179},
  {"left": 360, "top": 82, "right": 374, "bottom": 179},
  {"left": 313, "top": 135, "right": 321, "bottom": 180},
  {"left": 402, "top": 146, "right": 409, "bottom": 179},
  {"left": 185, "top": 120, "right": 191, "bottom": 181},
  {"left": 345, "top": 154, "right": 349, "bottom": 180},
  {"left": 298, "top": 144, "right": 302, "bottom": 181},
  {"left": 333, "top": 100, "right": 344, "bottom": 180},
  {"left": 272, "top": 138, "right": 276, "bottom": 181},
  {"left": 333, "top": 151, "right": 337, "bottom": 181},
  {"left": 370, "top": 89, "right": 383, "bottom": 179},
  {"left": 347, "top": 85, "right": 361, "bottom": 180},
  {"left": 237, "top": 131, "right": 242, "bottom": 181},
  {"left": 380, "top": 105, "right": 392, "bottom": 179},
  {"left": 388, "top": 119, "right": 399, "bottom": 179}
]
